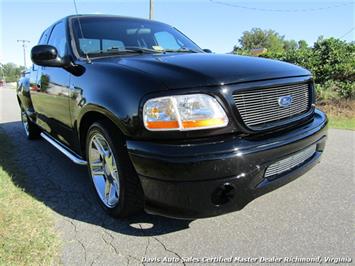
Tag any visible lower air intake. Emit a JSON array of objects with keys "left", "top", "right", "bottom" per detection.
[{"left": 265, "top": 145, "right": 316, "bottom": 179}]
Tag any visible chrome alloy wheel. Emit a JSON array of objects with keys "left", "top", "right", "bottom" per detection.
[
  {"left": 88, "top": 133, "right": 120, "bottom": 208},
  {"left": 21, "top": 110, "right": 29, "bottom": 136}
]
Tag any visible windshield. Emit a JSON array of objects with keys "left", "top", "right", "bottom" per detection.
[{"left": 71, "top": 16, "right": 203, "bottom": 57}]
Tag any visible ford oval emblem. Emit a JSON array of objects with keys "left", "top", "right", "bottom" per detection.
[{"left": 278, "top": 95, "right": 293, "bottom": 107}]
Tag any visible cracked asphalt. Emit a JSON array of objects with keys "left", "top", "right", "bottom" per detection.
[{"left": 0, "top": 88, "right": 354, "bottom": 265}]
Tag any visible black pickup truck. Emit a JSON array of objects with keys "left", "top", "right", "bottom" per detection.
[{"left": 17, "top": 15, "right": 327, "bottom": 219}]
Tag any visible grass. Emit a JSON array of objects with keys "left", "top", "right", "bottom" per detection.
[
  {"left": 327, "top": 116, "right": 355, "bottom": 130},
  {"left": 0, "top": 130, "right": 59, "bottom": 266},
  {"left": 317, "top": 99, "right": 355, "bottom": 130}
]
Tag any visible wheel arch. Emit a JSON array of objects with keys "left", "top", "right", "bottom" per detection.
[{"left": 77, "top": 106, "right": 126, "bottom": 158}]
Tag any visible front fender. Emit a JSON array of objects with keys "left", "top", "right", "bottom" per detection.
[
  {"left": 70, "top": 61, "right": 167, "bottom": 142},
  {"left": 76, "top": 103, "right": 126, "bottom": 135}
]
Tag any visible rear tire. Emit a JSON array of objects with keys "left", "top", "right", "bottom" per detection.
[
  {"left": 21, "top": 108, "right": 41, "bottom": 140},
  {"left": 85, "top": 121, "right": 144, "bottom": 218}
]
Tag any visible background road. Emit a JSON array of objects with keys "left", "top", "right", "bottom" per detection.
[{"left": 0, "top": 87, "right": 353, "bottom": 265}]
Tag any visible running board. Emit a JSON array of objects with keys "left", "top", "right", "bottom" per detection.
[{"left": 40, "top": 133, "right": 87, "bottom": 165}]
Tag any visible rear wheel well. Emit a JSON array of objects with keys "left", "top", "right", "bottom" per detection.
[{"left": 79, "top": 112, "right": 123, "bottom": 158}]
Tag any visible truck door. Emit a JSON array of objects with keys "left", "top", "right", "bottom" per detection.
[
  {"left": 29, "top": 28, "right": 50, "bottom": 115},
  {"left": 31, "top": 21, "right": 74, "bottom": 147}
]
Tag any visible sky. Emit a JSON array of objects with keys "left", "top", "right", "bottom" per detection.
[{"left": 0, "top": 0, "right": 354, "bottom": 66}]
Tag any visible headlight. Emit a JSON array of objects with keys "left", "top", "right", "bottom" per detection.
[{"left": 143, "top": 94, "right": 229, "bottom": 131}]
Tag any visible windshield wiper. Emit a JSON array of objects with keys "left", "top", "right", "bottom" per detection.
[
  {"left": 86, "top": 47, "right": 198, "bottom": 57},
  {"left": 126, "top": 47, "right": 199, "bottom": 54},
  {"left": 163, "top": 48, "right": 199, "bottom": 53},
  {"left": 125, "top": 47, "right": 164, "bottom": 53},
  {"left": 86, "top": 47, "right": 165, "bottom": 57},
  {"left": 86, "top": 49, "right": 139, "bottom": 56}
]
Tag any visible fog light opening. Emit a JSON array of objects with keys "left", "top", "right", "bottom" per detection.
[{"left": 211, "top": 183, "right": 235, "bottom": 206}]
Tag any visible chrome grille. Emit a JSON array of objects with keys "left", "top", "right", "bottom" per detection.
[
  {"left": 233, "top": 83, "right": 310, "bottom": 127},
  {"left": 265, "top": 145, "right": 316, "bottom": 178}
]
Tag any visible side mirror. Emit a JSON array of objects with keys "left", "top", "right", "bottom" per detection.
[
  {"left": 203, "top": 49, "right": 212, "bottom": 53},
  {"left": 31, "top": 45, "right": 69, "bottom": 67}
]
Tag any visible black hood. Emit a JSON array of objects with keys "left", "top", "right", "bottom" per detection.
[{"left": 99, "top": 53, "right": 311, "bottom": 89}]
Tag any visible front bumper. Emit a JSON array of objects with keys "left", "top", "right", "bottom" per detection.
[{"left": 127, "top": 109, "right": 328, "bottom": 219}]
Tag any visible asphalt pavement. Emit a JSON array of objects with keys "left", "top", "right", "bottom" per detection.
[{"left": 0, "top": 87, "right": 353, "bottom": 265}]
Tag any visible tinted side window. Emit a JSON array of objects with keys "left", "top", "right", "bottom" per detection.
[
  {"left": 38, "top": 28, "right": 50, "bottom": 45},
  {"left": 48, "top": 22, "right": 67, "bottom": 57},
  {"left": 33, "top": 28, "right": 50, "bottom": 70}
]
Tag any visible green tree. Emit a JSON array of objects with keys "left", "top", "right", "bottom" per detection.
[
  {"left": 0, "top": 63, "right": 25, "bottom": 82},
  {"left": 234, "top": 28, "right": 355, "bottom": 99},
  {"left": 312, "top": 37, "right": 355, "bottom": 84},
  {"left": 298, "top": 40, "right": 308, "bottom": 49},
  {"left": 283, "top": 39, "right": 298, "bottom": 51},
  {"left": 261, "top": 37, "right": 354, "bottom": 99},
  {"left": 236, "top": 28, "right": 285, "bottom": 54}
]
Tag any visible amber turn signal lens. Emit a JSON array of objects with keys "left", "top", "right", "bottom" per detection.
[
  {"left": 146, "top": 121, "right": 179, "bottom": 129},
  {"left": 182, "top": 118, "right": 227, "bottom": 128}
]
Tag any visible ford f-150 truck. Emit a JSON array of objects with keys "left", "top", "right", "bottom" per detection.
[{"left": 17, "top": 15, "right": 327, "bottom": 219}]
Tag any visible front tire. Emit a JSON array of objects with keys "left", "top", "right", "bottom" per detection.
[
  {"left": 21, "top": 108, "right": 41, "bottom": 139},
  {"left": 86, "top": 122, "right": 144, "bottom": 218}
]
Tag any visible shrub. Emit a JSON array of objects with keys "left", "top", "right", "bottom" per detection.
[
  {"left": 315, "top": 80, "right": 354, "bottom": 100},
  {"left": 234, "top": 33, "right": 355, "bottom": 100}
]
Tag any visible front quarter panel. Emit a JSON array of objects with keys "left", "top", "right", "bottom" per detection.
[{"left": 69, "top": 61, "right": 167, "bottom": 147}]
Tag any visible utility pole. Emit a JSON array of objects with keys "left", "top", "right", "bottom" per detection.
[
  {"left": 17, "top": 40, "right": 30, "bottom": 68},
  {"left": 149, "top": 0, "right": 154, "bottom": 20},
  {"left": 0, "top": 63, "right": 5, "bottom": 82}
]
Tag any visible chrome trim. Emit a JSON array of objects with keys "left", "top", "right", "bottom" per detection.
[
  {"left": 265, "top": 145, "right": 316, "bottom": 178},
  {"left": 233, "top": 83, "right": 310, "bottom": 127},
  {"left": 88, "top": 132, "right": 120, "bottom": 208},
  {"left": 40, "top": 133, "right": 87, "bottom": 165}
]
